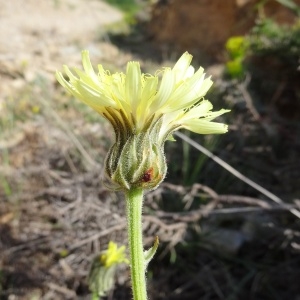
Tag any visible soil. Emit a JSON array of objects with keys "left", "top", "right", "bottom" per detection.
[{"left": 0, "top": 0, "right": 124, "bottom": 104}]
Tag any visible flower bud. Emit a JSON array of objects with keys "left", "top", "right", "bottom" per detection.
[{"left": 105, "top": 119, "right": 167, "bottom": 191}]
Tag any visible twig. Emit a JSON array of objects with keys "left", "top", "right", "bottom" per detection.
[
  {"left": 207, "top": 205, "right": 298, "bottom": 215},
  {"left": 46, "top": 282, "right": 76, "bottom": 298},
  {"left": 155, "top": 204, "right": 298, "bottom": 223},
  {"left": 217, "top": 195, "right": 271, "bottom": 208},
  {"left": 2, "top": 236, "right": 49, "bottom": 255},
  {"left": 69, "top": 221, "right": 126, "bottom": 251},
  {"left": 175, "top": 131, "right": 300, "bottom": 219},
  {"left": 38, "top": 96, "right": 99, "bottom": 169},
  {"left": 237, "top": 75, "right": 261, "bottom": 121},
  {"left": 144, "top": 215, "right": 186, "bottom": 232}
]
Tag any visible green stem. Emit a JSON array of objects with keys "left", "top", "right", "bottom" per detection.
[{"left": 125, "top": 188, "right": 148, "bottom": 300}]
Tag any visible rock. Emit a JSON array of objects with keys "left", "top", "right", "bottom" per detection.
[
  {"left": 148, "top": 0, "right": 300, "bottom": 62},
  {"left": 202, "top": 228, "right": 247, "bottom": 255}
]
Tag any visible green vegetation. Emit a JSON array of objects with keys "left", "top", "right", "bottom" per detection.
[
  {"left": 225, "top": 17, "right": 300, "bottom": 79},
  {"left": 225, "top": 36, "right": 248, "bottom": 78},
  {"left": 249, "top": 18, "right": 300, "bottom": 66},
  {"left": 104, "top": 0, "right": 137, "bottom": 12},
  {"left": 103, "top": 0, "right": 140, "bottom": 22}
]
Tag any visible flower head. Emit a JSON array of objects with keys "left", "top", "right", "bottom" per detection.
[
  {"left": 56, "top": 51, "right": 230, "bottom": 190},
  {"left": 100, "top": 241, "right": 129, "bottom": 268},
  {"left": 88, "top": 241, "right": 128, "bottom": 297}
]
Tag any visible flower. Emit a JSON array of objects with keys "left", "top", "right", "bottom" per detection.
[
  {"left": 56, "top": 51, "right": 230, "bottom": 190},
  {"left": 100, "top": 241, "right": 129, "bottom": 268},
  {"left": 88, "top": 241, "right": 129, "bottom": 297}
]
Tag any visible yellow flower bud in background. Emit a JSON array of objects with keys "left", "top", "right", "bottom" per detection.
[
  {"left": 100, "top": 241, "right": 129, "bottom": 268},
  {"left": 88, "top": 242, "right": 129, "bottom": 298}
]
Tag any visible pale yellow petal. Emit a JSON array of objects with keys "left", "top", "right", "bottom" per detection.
[
  {"left": 184, "top": 66, "right": 195, "bottom": 79},
  {"left": 201, "top": 109, "right": 231, "bottom": 121},
  {"left": 75, "top": 81, "right": 115, "bottom": 108},
  {"left": 55, "top": 71, "right": 81, "bottom": 98},
  {"left": 181, "top": 100, "right": 213, "bottom": 120},
  {"left": 149, "top": 69, "right": 175, "bottom": 113},
  {"left": 81, "top": 50, "right": 99, "bottom": 85},
  {"left": 125, "top": 62, "right": 142, "bottom": 114},
  {"left": 163, "top": 70, "right": 211, "bottom": 112},
  {"left": 172, "top": 52, "right": 193, "bottom": 82},
  {"left": 63, "top": 65, "right": 78, "bottom": 83},
  {"left": 138, "top": 76, "right": 158, "bottom": 117},
  {"left": 72, "top": 68, "right": 103, "bottom": 95},
  {"left": 183, "top": 119, "right": 228, "bottom": 134}
]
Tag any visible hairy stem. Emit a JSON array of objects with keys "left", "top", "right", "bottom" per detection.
[{"left": 125, "top": 188, "right": 148, "bottom": 300}]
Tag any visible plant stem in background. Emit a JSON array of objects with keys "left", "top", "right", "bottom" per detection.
[{"left": 126, "top": 188, "right": 147, "bottom": 300}]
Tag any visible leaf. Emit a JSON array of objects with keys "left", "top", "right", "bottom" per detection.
[{"left": 143, "top": 236, "right": 159, "bottom": 268}]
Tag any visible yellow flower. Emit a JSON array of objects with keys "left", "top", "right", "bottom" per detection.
[
  {"left": 100, "top": 241, "right": 129, "bottom": 268},
  {"left": 56, "top": 51, "right": 230, "bottom": 190},
  {"left": 56, "top": 51, "right": 229, "bottom": 138}
]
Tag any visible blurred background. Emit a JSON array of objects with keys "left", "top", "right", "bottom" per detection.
[{"left": 0, "top": 0, "right": 300, "bottom": 299}]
